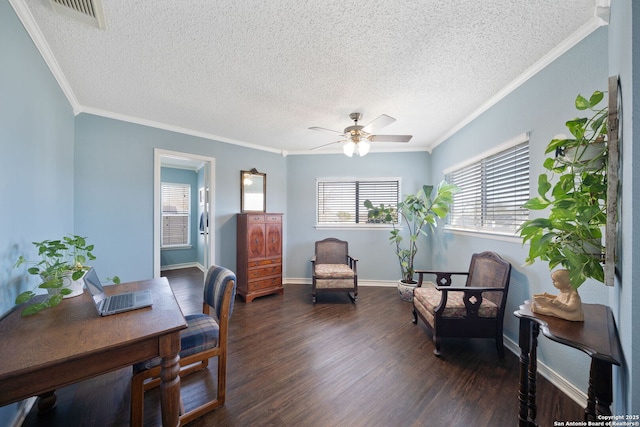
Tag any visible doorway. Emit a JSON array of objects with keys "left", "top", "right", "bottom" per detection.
[{"left": 154, "top": 149, "right": 215, "bottom": 278}]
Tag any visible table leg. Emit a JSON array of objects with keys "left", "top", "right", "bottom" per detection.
[
  {"left": 37, "top": 390, "right": 57, "bottom": 412},
  {"left": 585, "top": 359, "right": 613, "bottom": 420},
  {"left": 518, "top": 317, "right": 537, "bottom": 427},
  {"left": 159, "top": 331, "right": 181, "bottom": 427},
  {"left": 528, "top": 323, "right": 539, "bottom": 423}
]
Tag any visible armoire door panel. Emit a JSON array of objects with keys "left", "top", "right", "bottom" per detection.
[{"left": 247, "top": 223, "right": 265, "bottom": 258}]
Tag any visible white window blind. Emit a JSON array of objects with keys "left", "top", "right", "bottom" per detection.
[
  {"left": 445, "top": 140, "right": 529, "bottom": 234},
  {"left": 161, "top": 183, "right": 191, "bottom": 247},
  {"left": 317, "top": 179, "right": 400, "bottom": 225}
]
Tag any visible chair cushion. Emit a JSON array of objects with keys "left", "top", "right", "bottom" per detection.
[
  {"left": 413, "top": 282, "right": 498, "bottom": 321},
  {"left": 133, "top": 313, "right": 219, "bottom": 372},
  {"left": 315, "top": 264, "right": 354, "bottom": 279}
]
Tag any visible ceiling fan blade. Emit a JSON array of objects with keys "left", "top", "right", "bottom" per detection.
[
  {"left": 311, "top": 140, "right": 345, "bottom": 151},
  {"left": 370, "top": 134, "right": 413, "bottom": 143},
  {"left": 309, "top": 126, "right": 344, "bottom": 135},
  {"left": 362, "top": 114, "right": 396, "bottom": 133}
]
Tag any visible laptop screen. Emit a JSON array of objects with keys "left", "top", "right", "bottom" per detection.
[{"left": 83, "top": 267, "right": 106, "bottom": 304}]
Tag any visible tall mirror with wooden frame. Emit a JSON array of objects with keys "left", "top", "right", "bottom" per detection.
[{"left": 241, "top": 169, "right": 266, "bottom": 212}]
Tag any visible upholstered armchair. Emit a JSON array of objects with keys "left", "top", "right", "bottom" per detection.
[
  {"left": 412, "top": 251, "right": 511, "bottom": 357},
  {"left": 311, "top": 238, "right": 358, "bottom": 303}
]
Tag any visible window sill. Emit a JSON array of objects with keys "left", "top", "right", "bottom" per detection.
[
  {"left": 444, "top": 227, "right": 522, "bottom": 243},
  {"left": 161, "top": 245, "right": 193, "bottom": 250},
  {"left": 315, "top": 224, "right": 401, "bottom": 231}
]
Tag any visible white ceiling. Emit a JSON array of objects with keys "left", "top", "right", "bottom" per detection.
[{"left": 10, "top": 0, "right": 607, "bottom": 155}]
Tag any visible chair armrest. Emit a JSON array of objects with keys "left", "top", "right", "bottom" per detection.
[
  {"left": 416, "top": 270, "right": 469, "bottom": 287},
  {"left": 347, "top": 255, "right": 358, "bottom": 274},
  {"left": 434, "top": 285, "right": 505, "bottom": 292}
]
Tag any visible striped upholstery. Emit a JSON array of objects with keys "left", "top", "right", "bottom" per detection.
[
  {"left": 134, "top": 314, "right": 220, "bottom": 371},
  {"left": 205, "top": 265, "right": 236, "bottom": 321}
]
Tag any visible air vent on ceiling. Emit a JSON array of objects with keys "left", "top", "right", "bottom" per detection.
[{"left": 49, "top": 0, "right": 106, "bottom": 29}]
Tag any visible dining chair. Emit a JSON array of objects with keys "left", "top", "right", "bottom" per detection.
[{"left": 130, "top": 265, "right": 236, "bottom": 426}]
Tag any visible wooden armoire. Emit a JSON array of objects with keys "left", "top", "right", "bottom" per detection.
[{"left": 236, "top": 213, "right": 283, "bottom": 302}]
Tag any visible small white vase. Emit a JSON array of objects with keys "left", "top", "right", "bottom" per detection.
[
  {"left": 563, "top": 141, "right": 606, "bottom": 171},
  {"left": 45, "top": 270, "right": 86, "bottom": 299},
  {"left": 397, "top": 280, "right": 417, "bottom": 302}
]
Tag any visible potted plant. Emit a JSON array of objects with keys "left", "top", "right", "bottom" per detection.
[
  {"left": 365, "top": 182, "right": 459, "bottom": 301},
  {"left": 14, "top": 235, "right": 119, "bottom": 316},
  {"left": 518, "top": 90, "right": 608, "bottom": 293}
]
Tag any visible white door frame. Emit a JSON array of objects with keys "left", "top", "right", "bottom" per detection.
[{"left": 154, "top": 148, "right": 216, "bottom": 278}]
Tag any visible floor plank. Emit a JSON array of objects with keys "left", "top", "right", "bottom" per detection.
[{"left": 21, "top": 267, "right": 583, "bottom": 426}]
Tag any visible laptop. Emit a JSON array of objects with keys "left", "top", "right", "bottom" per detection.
[{"left": 83, "top": 267, "right": 153, "bottom": 316}]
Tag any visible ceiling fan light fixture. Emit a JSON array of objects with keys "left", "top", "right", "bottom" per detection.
[
  {"left": 357, "top": 140, "right": 370, "bottom": 156},
  {"left": 343, "top": 140, "right": 355, "bottom": 157},
  {"left": 311, "top": 112, "right": 411, "bottom": 155}
]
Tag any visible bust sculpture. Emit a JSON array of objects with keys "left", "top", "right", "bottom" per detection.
[{"left": 532, "top": 269, "right": 584, "bottom": 321}]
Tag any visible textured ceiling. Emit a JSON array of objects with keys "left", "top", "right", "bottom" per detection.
[{"left": 11, "top": 0, "right": 604, "bottom": 155}]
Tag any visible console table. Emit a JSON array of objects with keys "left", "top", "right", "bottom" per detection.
[
  {"left": 0, "top": 277, "right": 187, "bottom": 426},
  {"left": 514, "top": 301, "right": 622, "bottom": 427}
]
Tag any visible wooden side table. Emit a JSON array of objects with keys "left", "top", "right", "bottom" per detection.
[{"left": 514, "top": 301, "right": 622, "bottom": 427}]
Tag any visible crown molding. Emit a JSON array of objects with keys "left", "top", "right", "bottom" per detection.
[
  {"left": 426, "top": 15, "right": 608, "bottom": 152},
  {"left": 78, "top": 105, "right": 283, "bottom": 154}
]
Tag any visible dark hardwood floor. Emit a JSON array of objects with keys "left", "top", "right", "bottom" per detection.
[{"left": 21, "top": 267, "right": 582, "bottom": 426}]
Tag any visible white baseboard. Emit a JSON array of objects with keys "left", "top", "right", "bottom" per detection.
[
  {"left": 283, "top": 278, "right": 396, "bottom": 287},
  {"left": 161, "top": 262, "right": 205, "bottom": 272},
  {"left": 502, "top": 336, "right": 587, "bottom": 408}
]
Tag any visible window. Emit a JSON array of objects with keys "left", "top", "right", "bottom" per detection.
[
  {"left": 445, "top": 135, "right": 529, "bottom": 235},
  {"left": 316, "top": 178, "right": 400, "bottom": 226},
  {"left": 161, "top": 182, "right": 191, "bottom": 247}
]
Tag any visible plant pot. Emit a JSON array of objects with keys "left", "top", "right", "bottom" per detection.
[
  {"left": 45, "top": 270, "right": 86, "bottom": 299},
  {"left": 562, "top": 140, "right": 606, "bottom": 171},
  {"left": 397, "top": 280, "right": 417, "bottom": 302}
]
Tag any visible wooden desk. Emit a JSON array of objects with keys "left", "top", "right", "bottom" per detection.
[
  {"left": 514, "top": 301, "right": 622, "bottom": 427},
  {"left": 0, "top": 277, "right": 187, "bottom": 427}
]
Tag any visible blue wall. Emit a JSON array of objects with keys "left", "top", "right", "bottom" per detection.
[
  {"left": 0, "top": 0, "right": 75, "bottom": 423},
  {"left": 73, "top": 114, "right": 287, "bottom": 282},
  {"left": 608, "top": 0, "right": 639, "bottom": 414},
  {"left": 285, "top": 151, "right": 433, "bottom": 282}
]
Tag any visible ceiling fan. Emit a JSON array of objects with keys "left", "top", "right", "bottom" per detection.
[{"left": 309, "top": 112, "right": 413, "bottom": 157}]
